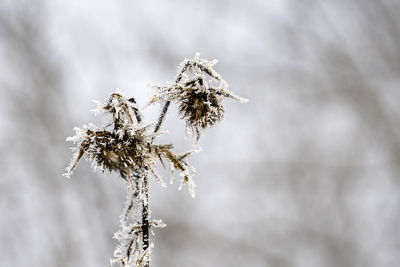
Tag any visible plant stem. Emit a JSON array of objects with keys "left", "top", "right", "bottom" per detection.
[
  {"left": 142, "top": 174, "right": 150, "bottom": 267},
  {"left": 153, "top": 65, "right": 188, "bottom": 135},
  {"left": 153, "top": 101, "right": 170, "bottom": 134},
  {"left": 140, "top": 99, "right": 170, "bottom": 267}
]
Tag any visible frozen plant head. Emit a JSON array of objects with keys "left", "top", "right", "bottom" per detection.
[
  {"left": 148, "top": 53, "right": 248, "bottom": 140},
  {"left": 64, "top": 89, "right": 196, "bottom": 196},
  {"left": 64, "top": 122, "right": 155, "bottom": 181}
]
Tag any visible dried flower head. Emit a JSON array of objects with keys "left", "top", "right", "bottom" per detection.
[
  {"left": 148, "top": 53, "right": 248, "bottom": 140},
  {"left": 64, "top": 89, "right": 196, "bottom": 196},
  {"left": 64, "top": 122, "right": 154, "bottom": 180}
]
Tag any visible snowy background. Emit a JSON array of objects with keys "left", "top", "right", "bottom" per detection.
[{"left": 1, "top": 0, "right": 400, "bottom": 266}]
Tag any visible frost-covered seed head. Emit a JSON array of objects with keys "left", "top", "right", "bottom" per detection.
[
  {"left": 148, "top": 53, "right": 247, "bottom": 140},
  {"left": 64, "top": 123, "right": 155, "bottom": 181},
  {"left": 65, "top": 88, "right": 197, "bottom": 196}
]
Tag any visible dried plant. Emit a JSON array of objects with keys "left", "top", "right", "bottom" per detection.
[
  {"left": 148, "top": 52, "right": 248, "bottom": 140},
  {"left": 64, "top": 54, "right": 247, "bottom": 267}
]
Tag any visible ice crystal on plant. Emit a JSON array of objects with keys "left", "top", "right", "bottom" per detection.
[{"left": 111, "top": 218, "right": 165, "bottom": 267}]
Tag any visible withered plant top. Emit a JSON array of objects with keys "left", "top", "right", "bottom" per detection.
[
  {"left": 64, "top": 89, "right": 196, "bottom": 197},
  {"left": 148, "top": 53, "right": 247, "bottom": 140}
]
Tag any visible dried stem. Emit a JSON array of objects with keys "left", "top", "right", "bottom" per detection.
[
  {"left": 153, "top": 64, "right": 188, "bottom": 135},
  {"left": 153, "top": 101, "right": 170, "bottom": 134},
  {"left": 141, "top": 174, "right": 150, "bottom": 267}
]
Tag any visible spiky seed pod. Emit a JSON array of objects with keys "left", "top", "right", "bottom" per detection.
[
  {"left": 148, "top": 53, "right": 247, "bottom": 140},
  {"left": 65, "top": 88, "right": 197, "bottom": 196},
  {"left": 177, "top": 86, "right": 224, "bottom": 138},
  {"left": 64, "top": 123, "right": 155, "bottom": 181}
]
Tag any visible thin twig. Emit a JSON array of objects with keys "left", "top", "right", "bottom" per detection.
[
  {"left": 141, "top": 174, "right": 150, "bottom": 267},
  {"left": 153, "top": 62, "right": 188, "bottom": 135},
  {"left": 153, "top": 101, "right": 170, "bottom": 134}
]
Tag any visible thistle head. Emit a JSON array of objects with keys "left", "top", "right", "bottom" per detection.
[
  {"left": 64, "top": 122, "right": 156, "bottom": 180},
  {"left": 148, "top": 53, "right": 247, "bottom": 140},
  {"left": 65, "top": 89, "right": 197, "bottom": 196}
]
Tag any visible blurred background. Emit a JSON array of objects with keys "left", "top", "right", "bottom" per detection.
[{"left": 1, "top": 0, "right": 400, "bottom": 266}]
